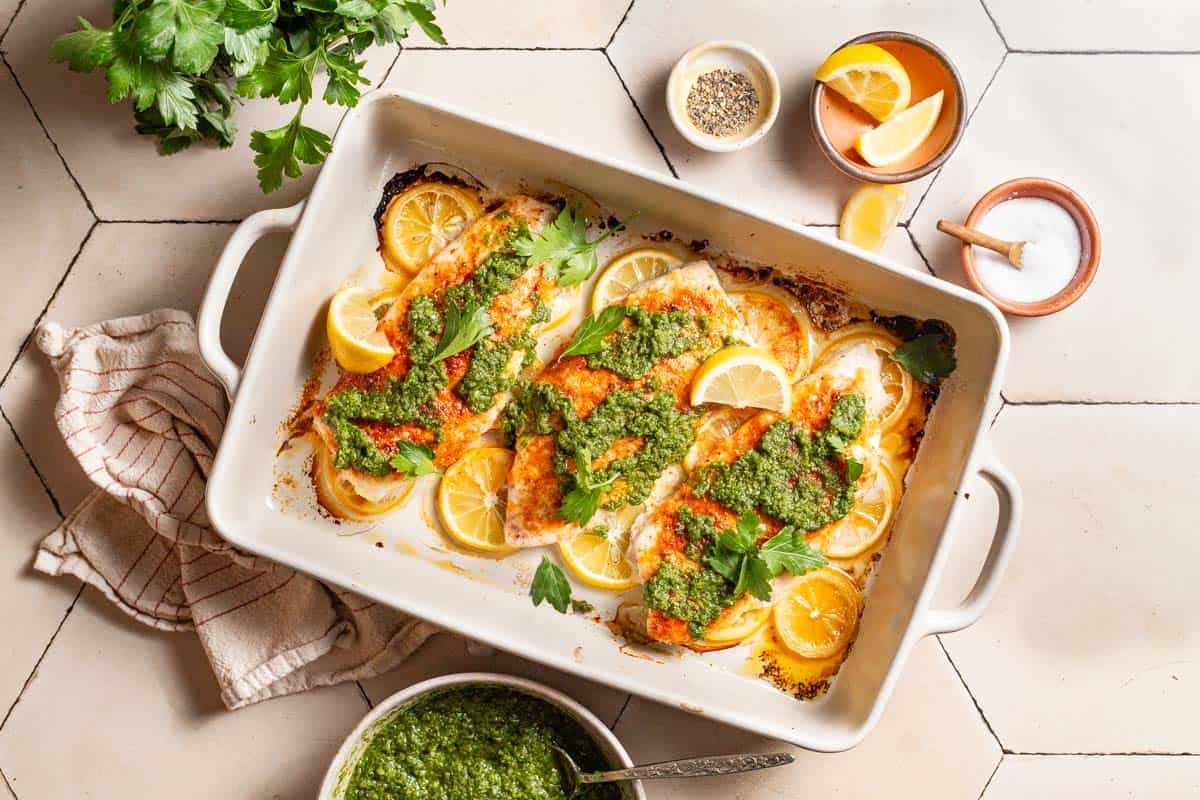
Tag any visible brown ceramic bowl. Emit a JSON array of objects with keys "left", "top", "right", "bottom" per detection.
[
  {"left": 810, "top": 31, "right": 966, "bottom": 183},
  {"left": 960, "top": 177, "right": 1101, "bottom": 317}
]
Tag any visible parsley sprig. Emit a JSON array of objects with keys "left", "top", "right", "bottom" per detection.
[
  {"left": 513, "top": 205, "right": 636, "bottom": 287},
  {"left": 556, "top": 454, "right": 617, "bottom": 526},
  {"left": 51, "top": 0, "right": 446, "bottom": 193},
  {"left": 388, "top": 441, "right": 438, "bottom": 478},
  {"left": 706, "top": 512, "right": 828, "bottom": 601},
  {"left": 431, "top": 300, "right": 493, "bottom": 362},
  {"left": 560, "top": 305, "right": 627, "bottom": 358},
  {"left": 890, "top": 333, "right": 957, "bottom": 384},
  {"left": 530, "top": 557, "right": 594, "bottom": 615}
]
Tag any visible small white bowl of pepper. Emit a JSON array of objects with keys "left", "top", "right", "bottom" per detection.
[{"left": 666, "top": 40, "right": 780, "bottom": 152}]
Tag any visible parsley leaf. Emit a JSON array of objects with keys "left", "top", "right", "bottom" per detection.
[
  {"left": 890, "top": 333, "right": 957, "bottom": 384},
  {"left": 513, "top": 205, "right": 634, "bottom": 288},
  {"left": 405, "top": 0, "right": 446, "bottom": 44},
  {"left": 734, "top": 554, "right": 774, "bottom": 602},
  {"left": 388, "top": 441, "right": 439, "bottom": 478},
  {"left": 758, "top": 526, "right": 828, "bottom": 577},
  {"left": 845, "top": 457, "right": 864, "bottom": 484},
  {"left": 705, "top": 547, "right": 743, "bottom": 583},
  {"left": 716, "top": 511, "right": 760, "bottom": 555},
  {"left": 530, "top": 557, "right": 572, "bottom": 614},
  {"left": 250, "top": 108, "right": 332, "bottom": 193},
  {"left": 221, "top": 0, "right": 278, "bottom": 32},
  {"left": 51, "top": 18, "right": 116, "bottom": 72},
  {"left": 321, "top": 43, "right": 371, "bottom": 107},
  {"left": 557, "top": 455, "right": 616, "bottom": 526},
  {"left": 135, "top": 0, "right": 226, "bottom": 75},
  {"left": 561, "top": 305, "right": 628, "bottom": 358},
  {"left": 431, "top": 301, "right": 493, "bottom": 361},
  {"left": 237, "top": 40, "right": 319, "bottom": 103},
  {"left": 223, "top": 25, "right": 272, "bottom": 77}
]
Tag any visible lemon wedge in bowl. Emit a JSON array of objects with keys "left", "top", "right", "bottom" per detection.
[
  {"left": 855, "top": 90, "right": 944, "bottom": 168},
  {"left": 690, "top": 346, "right": 792, "bottom": 415},
  {"left": 815, "top": 43, "right": 911, "bottom": 122},
  {"left": 839, "top": 184, "right": 908, "bottom": 252},
  {"left": 327, "top": 287, "right": 395, "bottom": 374}
]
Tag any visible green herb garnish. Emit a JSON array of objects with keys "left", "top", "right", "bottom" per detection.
[
  {"left": 431, "top": 301, "right": 492, "bottom": 362},
  {"left": 387, "top": 441, "right": 438, "bottom": 479},
  {"left": 705, "top": 511, "right": 827, "bottom": 602},
  {"left": 530, "top": 556, "right": 572, "bottom": 614},
  {"left": 51, "top": 0, "right": 445, "bottom": 193},
  {"left": 561, "top": 305, "right": 627, "bottom": 358},
  {"left": 890, "top": 333, "right": 957, "bottom": 383},
  {"left": 513, "top": 205, "right": 634, "bottom": 287}
]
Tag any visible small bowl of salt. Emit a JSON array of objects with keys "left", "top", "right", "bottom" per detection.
[{"left": 956, "top": 178, "right": 1100, "bottom": 317}]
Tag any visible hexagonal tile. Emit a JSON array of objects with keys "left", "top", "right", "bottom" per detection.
[
  {"left": 0, "top": 65, "right": 94, "bottom": 370},
  {"left": 984, "top": 755, "right": 1200, "bottom": 798},
  {"left": 0, "top": 591, "right": 370, "bottom": 799},
  {"left": 0, "top": 419, "right": 79, "bottom": 714},
  {"left": 0, "top": 0, "right": 20, "bottom": 42},
  {"left": 612, "top": 639, "right": 999, "bottom": 798},
  {"left": 0, "top": 222, "right": 286, "bottom": 512},
  {"left": 608, "top": 0, "right": 1005, "bottom": 224},
  {"left": 3, "top": 0, "right": 395, "bottom": 220},
  {"left": 985, "top": 0, "right": 1200, "bottom": 52},
  {"left": 911, "top": 54, "right": 1200, "bottom": 402},
  {"left": 359, "top": 632, "right": 631, "bottom": 728},
  {"left": 406, "top": 0, "right": 631, "bottom": 48},
  {"left": 941, "top": 405, "right": 1200, "bottom": 754},
  {"left": 381, "top": 49, "right": 670, "bottom": 175}
]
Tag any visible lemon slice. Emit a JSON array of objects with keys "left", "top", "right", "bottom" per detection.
[
  {"left": 699, "top": 600, "right": 772, "bottom": 649},
  {"left": 327, "top": 287, "right": 395, "bottom": 374},
  {"left": 815, "top": 43, "right": 911, "bottom": 122},
  {"left": 855, "top": 90, "right": 944, "bottom": 168},
  {"left": 380, "top": 183, "right": 483, "bottom": 273},
  {"left": 819, "top": 459, "right": 898, "bottom": 558},
  {"left": 591, "top": 247, "right": 683, "bottom": 312},
  {"left": 313, "top": 443, "right": 414, "bottom": 521},
  {"left": 560, "top": 523, "right": 638, "bottom": 591},
  {"left": 691, "top": 346, "right": 792, "bottom": 415},
  {"left": 683, "top": 406, "right": 756, "bottom": 472},
  {"left": 839, "top": 184, "right": 908, "bottom": 252},
  {"left": 729, "top": 289, "right": 815, "bottom": 382},
  {"left": 541, "top": 284, "right": 581, "bottom": 332},
  {"left": 815, "top": 325, "right": 913, "bottom": 430},
  {"left": 773, "top": 568, "right": 862, "bottom": 659},
  {"left": 437, "top": 447, "right": 515, "bottom": 553}
]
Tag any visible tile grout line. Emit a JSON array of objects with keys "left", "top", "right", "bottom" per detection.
[
  {"left": 605, "top": 0, "right": 636, "bottom": 50},
  {"left": 96, "top": 218, "right": 245, "bottom": 225},
  {"left": 607, "top": 693, "right": 633, "bottom": 732},
  {"left": 0, "top": 584, "right": 85, "bottom": 734},
  {"left": 355, "top": 680, "right": 374, "bottom": 709},
  {"left": 1, "top": 55, "right": 98, "bottom": 222},
  {"left": 1010, "top": 48, "right": 1200, "bottom": 55},
  {"left": 0, "top": 407, "right": 64, "bottom": 519},
  {"left": 378, "top": 42, "right": 403, "bottom": 86},
  {"left": 1009, "top": 750, "right": 1200, "bottom": 757},
  {"left": 934, "top": 634, "right": 1006, "bottom": 753},
  {"left": 1006, "top": 399, "right": 1200, "bottom": 407},
  {"left": 977, "top": 0, "right": 1010, "bottom": 51},
  {"left": 601, "top": 50, "right": 679, "bottom": 179},
  {"left": 0, "top": 220, "right": 97, "bottom": 394},
  {"left": 989, "top": 396, "right": 1006, "bottom": 429},
  {"left": 976, "top": 756, "right": 1002, "bottom": 800},
  {"left": 404, "top": 46, "right": 603, "bottom": 52},
  {"left": 905, "top": 226, "right": 938, "bottom": 277},
  {"left": 0, "top": 765, "right": 17, "bottom": 800},
  {"left": 904, "top": 50, "right": 1008, "bottom": 227},
  {"left": 0, "top": 0, "right": 26, "bottom": 49}
]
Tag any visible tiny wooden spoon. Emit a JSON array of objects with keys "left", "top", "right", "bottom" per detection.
[{"left": 937, "top": 219, "right": 1025, "bottom": 269}]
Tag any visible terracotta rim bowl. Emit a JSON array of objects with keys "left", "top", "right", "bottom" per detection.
[
  {"left": 810, "top": 31, "right": 967, "bottom": 183},
  {"left": 960, "top": 177, "right": 1101, "bottom": 317}
]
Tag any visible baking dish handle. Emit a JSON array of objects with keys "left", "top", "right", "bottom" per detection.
[
  {"left": 921, "top": 454, "right": 1022, "bottom": 636},
  {"left": 198, "top": 201, "right": 304, "bottom": 397}
]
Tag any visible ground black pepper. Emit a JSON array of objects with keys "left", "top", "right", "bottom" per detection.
[{"left": 685, "top": 68, "right": 760, "bottom": 137}]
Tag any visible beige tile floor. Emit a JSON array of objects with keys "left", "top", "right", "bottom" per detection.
[{"left": 0, "top": 1, "right": 1196, "bottom": 797}]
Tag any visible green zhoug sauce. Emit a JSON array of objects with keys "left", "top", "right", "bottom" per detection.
[
  {"left": 585, "top": 307, "right": 710, "bottom": 379},
  {"left": 325, "top": 228, "right": 538, "bottom": 476},
  {"left": 505, "top": 383, "right": 696, "bottom": 512},
  {"left": 643, "top": 394, "right": 866, "bottom": 638},
  {"left": 343, "top": 688, "right": 619, "bottom": 800}
]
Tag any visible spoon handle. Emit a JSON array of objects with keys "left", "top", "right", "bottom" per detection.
[
  {"left": 937, "top": 219, "right": 1022, "bottom": 266},
  {"left": 580, "top": 752, "right": 793, "bottom": 783}
]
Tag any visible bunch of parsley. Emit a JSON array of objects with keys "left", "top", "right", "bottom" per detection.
[{"left": 50, "top": 0, "right": 445, "bottom": 193}]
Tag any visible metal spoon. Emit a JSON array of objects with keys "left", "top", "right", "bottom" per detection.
[
  {"left": 937, "top": 219, "right": 1026, "bottom": 270},
  {"left": 552, "top": 745, "right": 793, "bottom": 797}
]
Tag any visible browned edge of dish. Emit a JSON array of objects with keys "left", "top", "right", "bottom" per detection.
[
  {"left": 961, "top": 177, "right": 1101, "bottom": 317},
  {"left": 809, "top": 30, "right": 967, "bottom": 184}
]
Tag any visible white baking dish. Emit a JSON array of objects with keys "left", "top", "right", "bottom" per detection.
[{"left": 198, "top": 89, "right": 1020, "bottom": 751}]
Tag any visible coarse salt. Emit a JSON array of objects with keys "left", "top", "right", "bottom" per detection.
[{"left": 974, "top": 197, "right": 1082, "bottom": 303}]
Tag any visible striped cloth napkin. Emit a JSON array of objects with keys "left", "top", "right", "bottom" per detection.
[{"left": 32, "top": 309, "right": 437, "bottom": 708}]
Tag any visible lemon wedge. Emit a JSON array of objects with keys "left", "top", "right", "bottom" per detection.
[
  {"left": 855, "top": 90, "right": 944, "bottom": 168},
  {"left": 700, "top": 600, "right": 772, "bottom": 649},
  {"left": 380, "top": 183, "right": 483, "bottom": 273},
  {"left": 591, "top": 247, "right": 683, "bottom": 312},
  {"left": 815, "top": 43, "right": 911, "bottom": 122},
  {"left": 327, "top": 287, "right": 395, "bottom": 374},
  {"left": 690, "top": 346, "right": 792, "bottom": 415},
  {"left": 436, "top": 447, "right": 515, "bottom": 553},
  {"left": 560, "top": 524, "right": 638, "bottom": 591},
  {"left": 839, "top": 184, "right": 908, "bottom": 252},
  {"left": 817, "top": 459, "right": 898, "bottom": 559},
  {"left": 773, "top": 568, "right": 862, "bottom": 659}
]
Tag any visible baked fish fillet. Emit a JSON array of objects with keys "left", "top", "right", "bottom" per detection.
[
  {"left": 314, "top": 195, "right": 558, "bottom": 504},
  {"left": 504, "top": 261, "right": 744, "bottom": 548},
  {"left": 632, "top": 337, "right": 893, "bottom": 648}
]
